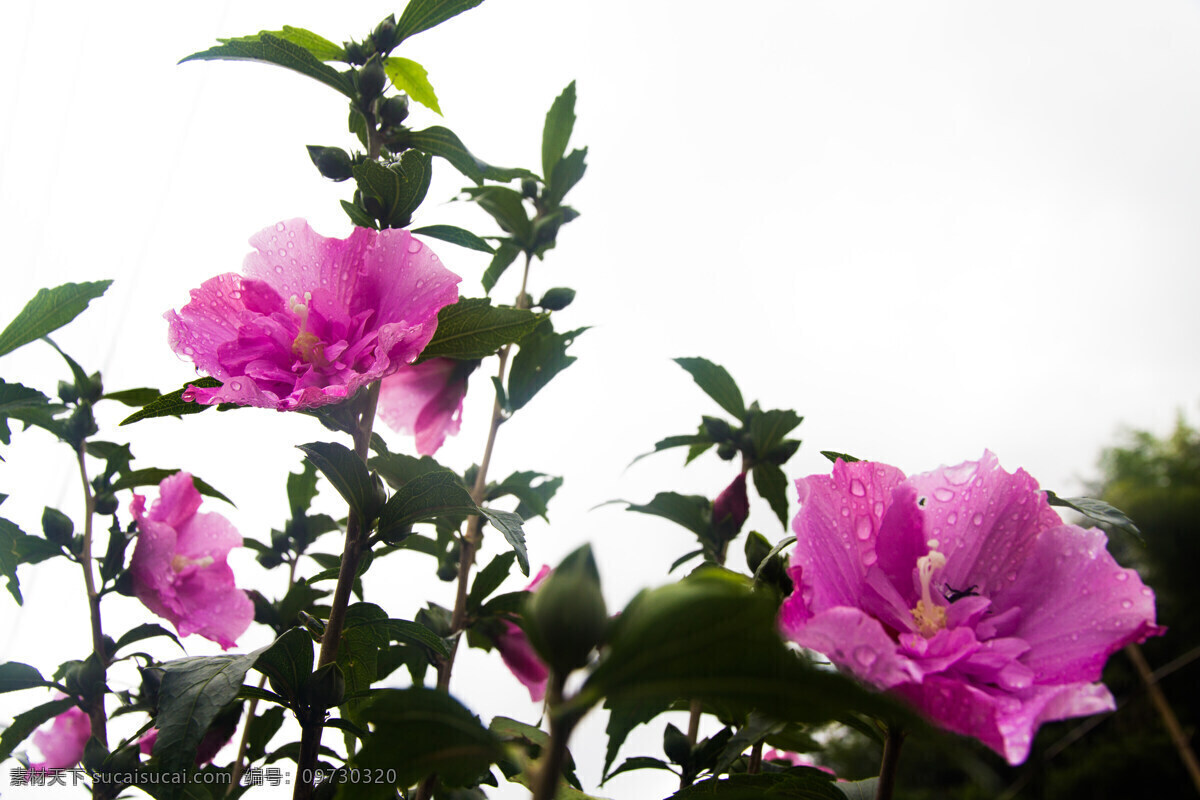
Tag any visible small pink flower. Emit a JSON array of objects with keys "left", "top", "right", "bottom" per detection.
[
  {"left": 30, "top": 702, "right": 90, "bottom": 772},
  {"left": 494, "top": 565, "right": 552, "bottom": 701},
  {"left": 778, "top": 452, "right": 1163, "bottom": 765},
  {"left": 713, "top": 471, "right": 749, "bottom": 536},
  {"left": 129, "top": 472, "right": 253, "bottom": 650},
  {"left": 377, "top": 357, "right": 468, "bottom": 455},
  {"left": 167, "top": 220, "right": 460, "bottom": 411},
  {"left": 139, "top": 725, "right": 231, "bottom": 765}
]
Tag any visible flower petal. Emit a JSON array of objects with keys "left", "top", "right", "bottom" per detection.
[{"left": 378, "top": 358, "right": 466, "bottom": 455}]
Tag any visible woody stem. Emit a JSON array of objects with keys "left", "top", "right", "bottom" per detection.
[
  {"left": 75, "top": 444, "right": 108, "bottom": 750},
  {"left": 875, "top": 725, "right": 905, "bottom": 800}
]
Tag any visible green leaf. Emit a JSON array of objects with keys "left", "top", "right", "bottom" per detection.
[
  {"left": 542, "top": 81, "right": 577, "bottom": 181},
  {"left": 102, "top": 387, "right": 161, "bottom": 407},
  {"left": 673, "top": 357, "right": 746, "bottom": 419},
  {"left": 748, "top": 409, "right": 803, "bottom": 460},
  {"left": 602, "top": 699, "right": 676, "bottom": 779},
  {"left": 154, "top": 651, "right": 262, "bottom": 791},
  {"left": 486, "top": 470, "right": 561, "bottom": 521},
  {"left": 669, "top": 549, "right": 704, "bottom": 573},
  {"left": 622, "top": 492, "right": 712, "bottom": 540},
  {"left": 472, "top": 186, "right": 532, "bottom": 242},
  {"left": 261, "top": 26, "right": 345, "bottom": 61},
  {"left": 340, "top": 199, "right": 377, "bottom": 229},
  {"left": 0, "top": 661, "right": 50, "bottom": 693},
  {"left": 405, "top": 126, "right": 488, "bottom": 184},
  {"left": 480, "top": 508, "right": 529, "bottom": 577},
  {"left": 546, "top": 146, "right": 587, "bottom": 206},
  {"left": 508, "top": 320, "right": 585, "bottom": 411},
  {"left": 669, "top": 775, "right": 844, "bottom": 800},
  {"left": 395, "top": 0, "right": 485, "bottom": 43},
  {"left": 820, "top": 451, "right": 861, "bottom": 464},
  {"left": 834, "top": 778, "right": 879, "bottom": 800},
  {"left": 0, "top": 697, "right": 76, "bottom": 762},
  {"left": 416, "top": 297, "right": 544, "bottom": 362},
  {"left": 114, "top": 623, "right": 184, "bottom": 654},
  {"left": 537, "top": 287, "right": 576, "bottom": 311},
  {"left": 110, "top": 468, "right": 233, "bottom": 506},
  {"left": 378, "top": 469, "right": 478, "bottom": 536},
  {"left": 340, "top": 687, "right": 503, "bottom": 797},
  {"left": 481, "top": 240, "right": 521, "bottom": 294},
  {"left": 606, "top": 756, "right": 676, "bottom": 781},
  {"left": 578, "top": 570, "right": 902, "bottom": 727},
  {"left": 1045, "top": 491, "right": 1143, "bottom": 542},
  {"left": 412, "top": 224, "right": 494, "bottom": 253},
  {"left": 369, "top": 451, "right": 454, "bottom": 490},
  {"left": 180, "top": 33, "right": 354, "bottom": 98},
  {"left": 337, "top": 605, "right": 391, "bottom": 721},
  {"left": 0, "top": 380, "right": 54, "bottom": 445},
  {"left": 630, "top": 431, "right": 712, "bottom": 466},
  {"left": 287, "top": 460, "right": 321, "bottom": 519},
  {"left": 118, "top": 377, "right": 222, "bottom": 426},
  {"left": 384, "top": 57, "right": 441, "bottom": 115},
  {"left": 467, "top": 551, "right": 518, "bottom": 611},
  {"left": 1, "top": 517, "right": 63, "bottom": 604},
  {"left": 252, "top": 627, "right": 313, "bottom": 706},
  {"left": 392, "top": 149, "right": 434, "bottom": 224},
  {"left": 752, "top": 462, "right": 791, "bottom": 529},
  {"left": 297, "top": 441, "right": 378, "bottom": 521},
  {"left": 0, "top": 281, "right": 111, "bottom": 358},
  {"left": 243, "top": 706, "right": 286, "bottom": 764}
]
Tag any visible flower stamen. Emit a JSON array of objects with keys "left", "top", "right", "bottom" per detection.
[
  {"left": 289, "top": 291, "right": 325, "bottom": 365},
  {"left": 911, "top": 539, "right": 948, "bottom": 637}
]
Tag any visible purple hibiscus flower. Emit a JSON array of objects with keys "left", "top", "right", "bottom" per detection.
[
  {"left": 377, "top": 357, "right": 468, "bottom": 455},
  {"left": 494, "top": 565, "right": 552, "bottom": 701},
  {"left": 778, "top": 452, "right": 1162, "bottom": 764},
  {"left": 29, "top": 702, "right": 90, "bottom": 772},
  {"left": 129, "top": 472, "right": 253, "bottom": 650},
  {"left": 166, "top": 220, "right": 460, "bottom": 411}
]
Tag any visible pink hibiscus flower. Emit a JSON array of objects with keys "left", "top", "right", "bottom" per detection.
[
  {"left": 167, "top": 220, "right": 460, "bottom": 411},
  {"left": 494, "top": 565, "right": 552, "bottom": 701},
  {"left": 129, "top": 472, "right": 253, "bottom": 650},
  {"left": 778, "top": 452, "right": 1162, "bottom": 765},
  {"left": 30, "top": 702, "right": 90, "bottom": 772},
  {"left": 377, "top": 357, "right": 468, "bottom": 455}
]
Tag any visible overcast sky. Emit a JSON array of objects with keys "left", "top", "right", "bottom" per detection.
[{"left": 3, "top": 1, "right": 1200, "bottom": 797}]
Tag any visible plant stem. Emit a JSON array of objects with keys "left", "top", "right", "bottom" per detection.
[
  {"left": 75, "top": 444, "right": 108, "bottom": 750},
  {"left": 747, "top": 741, "right": 764, "bottom": 775},
  {"left": 1125, "top": 643, "right": 1200, "bottom": 793},
  {"left": 875, "top": 725, "right": 905, "bottom": 800},
  {"left": 532, "top": 674, "right": 576, "bottom": 800},
  {"left": 293, "top": 383, "right": 381, "bottom": 800}
]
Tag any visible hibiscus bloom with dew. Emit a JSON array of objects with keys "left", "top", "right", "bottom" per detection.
[
  {"left": 129, "top": 472, "right": 253, "bottom": 649},
  {"left": 378, "top": 357, "right": 470, "bottom": 455},
  {"left": 28, "top": 701, "right": 89, "bottom": 774},
  {"left": 778, "top": 452, "right": 1162, "bottom": 765},
  {"left": 167, "top": 220, "right": 460, "bottom": 411}
]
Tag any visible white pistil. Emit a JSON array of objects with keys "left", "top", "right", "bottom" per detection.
[
  {"left": 289, "top": 291, "right": 324, "bottom": 364},
  {"left": 171, "top": 553, "right": 214, "bottom": 573},
  {"left": 911, "top": 539, "right": 948, "bottom": 637}
]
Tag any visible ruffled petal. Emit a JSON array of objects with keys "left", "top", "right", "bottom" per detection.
[
  {"left": 172, "top": 561, "right": 253, "bottom": 650},
  {"left": 378, "top": 358, "right": 466, "bottom": 455},
  {"left": 494, "top": 621, "right": 550, "bottom": 702},
  {"left": 784, "top": 606, "right": 919, "bottom": 689},
  {"left": 175, "top": 510, "right": 242, "bottom": 563},
  {"left": 32, "top": 705, "right": 90, "bottom": 770}
]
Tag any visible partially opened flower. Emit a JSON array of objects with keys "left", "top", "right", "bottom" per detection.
[
  {"left": 493, "top": 565, "right": 552, "bottom": 701},
  {"left": 167, "top": 220, "right": 460, "bottom": 411},
  {"left": 713, "top": 471, "right": 750, "bottom": 538},
  {"left": 778, "top": 452, "right": 1162, "bottom": 764},
  {"left": 129, "top": 472, "right": 253, "bottom": 650},
  {"left": 377, "top": 357, "right": 469, "bottom": 455},
  {"left": 30, "top": 702, "right": 89, "bottom": 772}
]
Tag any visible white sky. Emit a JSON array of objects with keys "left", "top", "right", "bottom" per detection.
[{"left": 3, "top": 1, "right": 1200, "bottom": 798}]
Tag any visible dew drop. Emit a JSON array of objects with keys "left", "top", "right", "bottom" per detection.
[
  {"left": 873, "top": 501, "right": 884, "bottom": 517},
  {"left": 183, "top": 346, "right": 194, "bottom": 355},
  {"left": 286, "top": 241, "right": 294, "bottom": 249},
  {"left": 947, "top": 512, "right": 958, "bottom": 525},
  {"left": 1115, "top": 572, "right": 1128, "bottom": 582},
  {"left": 1005, "top": 571, "right": 1017, "bottom": 582},
  {"left": 1121, "top": 599, "right": 1133, "bottom": 609},
  {"left": 275, "top": 222, "right": 286, "bottom": 232},
  {"left": 341, "top": 271, "right": 351, "bottom": 281},
  {"left": 855, "top": 516, "right": 872, "bottom": 540},
  {"left": 230, "top": 380, "right": 242, "bottom": 391},
  {"left": 850, "top": 479, "right": 866, "bottom": 497},
  {"left": 853, "top": 646, "right": 878, "bottom": 668},
  {"left": 840, "top": 507, "right": 850, "bottom": 517},
  {"left": 415, "top": 279, "right": 425, "bottom": 289},
  {"left": 1141, "top": 587, "right": 1153, "bottom": 597},
  {"left": 1071, "top": 632, "right": 1080, "bottom": 641},
  {"left": 972, "top": 513, "right": 984, "bottom": 526},
  {"left": 407, "top": 239, "right": 422, "bottom": 253},
  {"left": 275, "top": 265, "right": 284, "bottom": 273},
  {"left": 933, "top": 487, "right": 954, "bottom": 502}
]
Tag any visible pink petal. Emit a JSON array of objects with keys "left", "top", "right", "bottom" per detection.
[
  {"left": 32, "top": 704, "right": 90, "bottom": 770},
  {"left": 494, "top": 621, "right": 549, "bottom": 702},
  {"left": 378, "top": 358, "right": 466, "bottom": 455},
  {"left": 148, "top": 471, "right": 203, "bottom": 529},
  {"left": 171, "top": 561, "right": 253, "bottom": 650},
  {"left": 783, "top": 605, "right": 919, "bottom": 689}
]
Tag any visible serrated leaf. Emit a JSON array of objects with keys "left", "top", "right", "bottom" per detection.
[
  {"left": 1, "top": 517, "right": 63, "bottom": 605},
  {"left": 118, "top": 377, "right": 223, "bottom": 426},
  {"left": 180, "top": 33, "right": 354, "bottom": 97},
  {"left": 835, "top": 778, "right": 879, "bottom": 800},
  {"left": 297, "top": 442, "right": 377, "bottom": 521},
  {"left": 630, "top": 431, "right": 712, "bottom": 466},
  {"left": 102, "top": 387, "right": 161, "bottom": 407},
  {"left": 252, "top": 627, "right": 313, "bottom": 705},
  {"left": 0, "top": 281, "right": 111, "bottom": 358},
  {"left": 480, "top": 508, "right": 529, "bottom": 577},
  {"left": 820, "top": 451, "right": 861, "bottom": 464},
  {"left": 749, "top": 409, "right": 803, "bottom": 460},
  {"left": 1045, "top": 491, "right": 1143, "bottom": 542},
  {"left": 340, "top": 199, "right": 377, "bottom": 229},
  {"left": 416, "top": 297, "right": 543, "bottom": 362},
  {"left": 412, "top": 224, "right": 494, "bottom": 253},
  {"left": 392, "top": 149, "right": 434, "bottom": 224},
  {"left": 546, "top": 146, "right": 587, "bottom": 206},
  {"left": 354, "top": 158, "right": 403, "bottom": 221},
  {"left": 369, "top": 451, "right": 455, "bottom": 490},
  {"left": 406, "top": 126, "right": 487, "bottom": 183},
  {"left": 669, "top": 549, "right": 704, "bottom": 573},
  {"left": 542, "top": 81, "right": 577, "bottom": 181},
  {"left": 674, "top": 357, "right": 745, "bottom": 419},
  {"left": 378, "top": 470, "right": 478, "bottom": 536},
  {"left": 395, "top": 0, "right": 485, "bottom": 43},
  {"left": 340, "top": 687, "right": 503, "bottom": 797},
  {"left": 0, "top": 661, "right": 50, "bottom": 693},
  {"left": 110, "top": 468, "right": 233, "bottom": 506},
  {"left": 114, "top": 623, "right": 184, "bottom": 654},
  {"left": 481, "top": 240, "right": 521, "bottom": 294},
  {"left": 0, "top": 697, "right": 76, "bottom": 763},
  {"left": 471, "top": 186, "right": 532, "bottom": 242},
  {"left": 752, "top": 462, "right": 790, "bottom": 529},
  {"left": 384, "top": 56, "right": 441, "bottom": 115},
  {"left": 263, "top": 26, "right": 344, "bottom": 61},
  {"left": 508, "top": 320, "right": 585, "bottom": 410},
  {"left": 486, "top": 470, "right": 561, "bottom": 521},
  {"left": 623, "top": 492, "right": 712, "bottom": 540},
  {"left": 606, "top": 756, "right": 676, "bottom": 781},
  {"left": 467, "top": 551, "right": 518, "bottom": 611}
]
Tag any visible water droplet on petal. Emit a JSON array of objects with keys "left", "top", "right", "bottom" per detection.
[
  {"left": 863, "top": 549, "right": 878, "bottom": 566},
  {"left": 850, "top": 479, "right": 866, "bottom": 497},
  {"left": 183, "top": 346, "right": 194, "bottom": 355},
  {"left": 275, "top": 265, "right": 284, "bottom": 273},
  {"left": 947, "top": 512, "right": 958, "bottom": 525},
  {"left": 840, "top": 507, "right": 850, "bottom": 517},
  {"left": 407, "top": 239, "right": 422, "bottom": 253},
  {"left": 1121, "top": 599, "right": 1133, "bottom": 609},
  {"left": 855, "top": 516, "right": 872, "bottom": 540},
  {"left": 873, "top": 501, "right": 884, "bottom": 517},
  {"left": 1115, "top": 572, "right": 1128, "bottom": 582},
  {"left": 933, "top": 487, "right": 954, "bottom": 502},
  {"left": 1006, "top": 571, "right": 1017, "bottom": 582},
  {"left": 275, "top": 222, "right": 286, "bottom": 232},
  {"left": 853, "top": 646, "right": 878, "bottom": 668},
  {"left": 230, "top": 380, "right": 242, "bottom": 391},
  {"left": 972, "top": 513, "right": 984, "bottom": 526}
]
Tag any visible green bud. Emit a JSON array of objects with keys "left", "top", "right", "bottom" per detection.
[
  {"left": 521, "top": 178, "right": 539, "bottom": 199},
  {"left": 94, "top": 494, "right": 118, "bottom": 515},
  {"left": 743, "top": 531, "right": 772, "bottom": 574},
  {"left": 702, "top": 416, "right": 733, "bottom": 442},
  {"left": 63, "top": 403, "right": 98, "bottom": 447},
  {"left": 57, "top": 380, "right": 79, "bottom": 404},
  {"left": 525, "top": 544, "right": 607, "bottom": 674},
  {"left": 343, "top": 41, "right": 367, "bottom": 65},
  {"left": 83, "top": 371, "right": 103, "bottom": 403},
  {"left": 716, "top": 441, "right": 738, "bottom": 461},
  {"left": 663, "top": 723, "right": 692, "bottom": 767},
  {"left": 82, "top": 736, "right": 109, "bottom": 773},
  {"left": 42, "top": 507, "right": 74, "bottom": 545},
  {"left": 380, "top": 95, "right": 410, "bottom": 127},
  {"left": 537, "top": 287, "right": 576, "bottom": 311},
  {"left": 306, "top": 145, "right": 354, "bottom": 182},
  {"left": 371, "top": 14, "right": 398, "bottom": 53},
  {"left": 66, "top": 653, "right": 106, "bottom": 699},
  {"left": 358, "top": 56, "right": 387, "bottom": 101},
  {"left": 302, "top": 663, "right": 345, "bottom": 710}
]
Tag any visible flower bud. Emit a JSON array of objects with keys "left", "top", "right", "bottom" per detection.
[
  {"left": 357, "top": 56, "right": 387, "bottom": 101},
  {"left": 57, "top": 380, "right": 79, "bottom": 404},
  {"left": 380, "top": 95, "right": 410, "bottom": 127},
  {"left": 713, "top": 472, "right": 749, "bottom": 540},
  {"left": 301, "top": 663, "right": 345, "bottom": 711},
  {"left": 702, "top": 415, "right": 733, "bottom": 442},
  {"left": 42, "top": 507, "right": 74, "bottom": 545},
  {"left": 306, "top": 145, "right": 354, "bottom": 182},
  {"left": 94, "top": 493, "right": 119, "bottom": 516},
  {"left": 537, "top": 287, "right": 576, "bottom": 311},
  {"left": 371, "top": 14, "right": 398, "bottom": 53},
  {"left": 343, "top": 41, "right": 367, "bottom": 65},
  {"left": 521, "top": 178, "right": 539, "bottom": 199},
  {"left": 525, "top": 544, "right": 607, "bottom": 674},
  {"left": 716, "top": 441, "right": 738, "bottom": 461}
]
